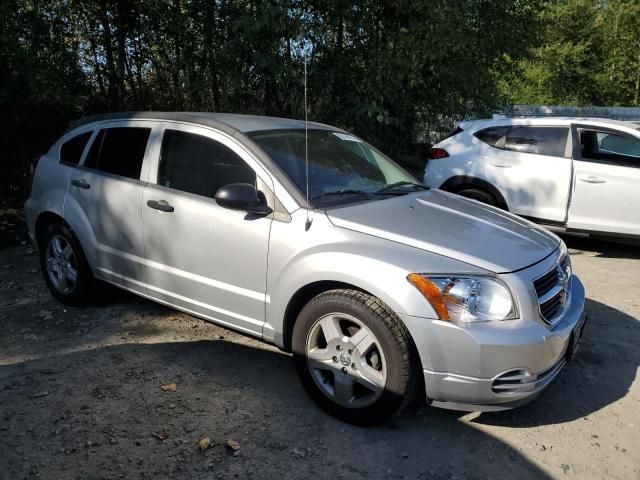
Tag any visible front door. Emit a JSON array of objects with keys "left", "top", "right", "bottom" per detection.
[
  {"left": 568, "top": 125, "right": 640, "bottom": 236},
  {"left": 141, "top": 124, "right": 274, "bottom": 336},
  {"left": 483, "top": 125, "right": 572, "bottom": 222}
]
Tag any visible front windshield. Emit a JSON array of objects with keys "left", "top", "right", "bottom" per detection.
[{"left": 248, "top": 129, "right": 422, "bottom": 207}]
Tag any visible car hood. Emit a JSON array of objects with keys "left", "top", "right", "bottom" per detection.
[{"left": 325, "top": 190, "right": 559, "bottom": 273}]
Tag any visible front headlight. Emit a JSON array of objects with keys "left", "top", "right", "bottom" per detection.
[{"left": 407, "top": 274, "right": 517, "bottom": 323}]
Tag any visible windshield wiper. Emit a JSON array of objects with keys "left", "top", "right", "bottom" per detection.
[
  {"left": 311, "top": 189, "right": 371, "bottom": 200},
  {"left": 375, "top": 181, "right": 428, "bottom": 194}
]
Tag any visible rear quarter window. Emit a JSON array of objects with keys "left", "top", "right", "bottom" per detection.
[{"left": 60, "top": 131, "right": 92, "bottom": 165}]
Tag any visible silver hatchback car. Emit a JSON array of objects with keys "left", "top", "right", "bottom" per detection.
[{"left": 25, "top": 112, "right": 587, "bottom": 424}]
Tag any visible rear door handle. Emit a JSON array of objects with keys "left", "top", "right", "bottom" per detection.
[
  {"left": 147, "top": 199, "right": 174, "bottom": 213},
  {"left": 579, "top": 176, "right": 606, "bottom": 184},
  {"left": 71, "top": 179, "right": 90, "bottom": 189}
]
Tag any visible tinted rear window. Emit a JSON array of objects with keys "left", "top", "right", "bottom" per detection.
[
  {"left": 475, "top": 126, "right": 510, "bottom": 147},
  {"left": 60, "top": 131, "right": 92, "bottom": 165},
  {"left": 84, "top": 127, "right": 151, "bottom": 180},
  {"left": 504, "top": 127, "right": 568, "bottom": 157}
]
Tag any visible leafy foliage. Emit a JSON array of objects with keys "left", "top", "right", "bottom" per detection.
[
  {"left": 1, "top": 0, "right": 637, "bottom": 197},
  {"left": 500, "top": 0, "right": 640, "bottom": 106}
]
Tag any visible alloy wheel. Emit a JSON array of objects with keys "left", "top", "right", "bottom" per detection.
[
  {"left": 305, "top": 312, "right": 387, "bottom": 408},
  {"left": 45, "top": 234, "right": 78, "bottom": 294}
]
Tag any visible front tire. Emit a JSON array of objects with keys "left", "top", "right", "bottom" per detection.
[
  {"left": 292, "top": 289, "right": 419, "bottom": 425},
  {"left": 39, "top": 222, "right": 93, "bottom": 306}
]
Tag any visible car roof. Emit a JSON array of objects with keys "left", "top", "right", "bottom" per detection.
[
  {"left": 67, "top": 111, "right": 340, "bottom": 134},
  {"left": 459, "top": 116, "right": 640, "bottom": 132}
]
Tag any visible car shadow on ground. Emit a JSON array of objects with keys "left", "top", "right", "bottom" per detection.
[
  {"left": 1, "top": 339, "right": 550, "bottom": 480},
  {"left": 1, "top": 296, "right": 638, "bottom": 479},
  {"left": 561, "top": 234, "right": 640, "bottom": 259}
]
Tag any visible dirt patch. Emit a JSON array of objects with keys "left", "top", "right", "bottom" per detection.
[{"left": 0, "top": 232, "right": 638, "bottom": 479}]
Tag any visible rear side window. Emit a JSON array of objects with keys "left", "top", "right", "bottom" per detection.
[
  {"left": 580, "top": 129, "right": 640, "bottom": 167},
  {"left": 60, "top": 131, "right": 92, "bottom": 165},
  {"left": 504, "top": 127, "right": 568, "bottom": 157},
  {"left": 475, "top": 126, "right": 510, "bottom": 147},
  {"left": 158, "top": 130, "right": 256, "bottom": 199},
  {"left": 84, "top": 127, "right": 151, "bottom": 180}
]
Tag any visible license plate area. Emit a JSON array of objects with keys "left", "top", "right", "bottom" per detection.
[{"left": 566, "top": 313, "right": 588, "bottom": 361}]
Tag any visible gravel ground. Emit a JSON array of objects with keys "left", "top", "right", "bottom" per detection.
[{"left": 0, "top": 209, "right": 638, "bottom": 480}]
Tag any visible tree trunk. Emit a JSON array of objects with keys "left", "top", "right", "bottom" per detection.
[{"left": 98, "top": 2, "right": 122, "bottom": 110}]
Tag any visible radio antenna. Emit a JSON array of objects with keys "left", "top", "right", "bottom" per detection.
[{"left": 304, "top": 54, "right": 313, "bottom": 231}]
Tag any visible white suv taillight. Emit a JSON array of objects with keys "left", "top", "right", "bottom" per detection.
[{"left": 427, "top": 148, "right": 449, "bottom": 159}]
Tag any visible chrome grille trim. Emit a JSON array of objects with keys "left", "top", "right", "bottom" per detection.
[
  {"left": 533, "top": 254, "right": 571, "bottom": 326},
  {"left": 491, "top": 359, "right": 566, "bottom": 395}
]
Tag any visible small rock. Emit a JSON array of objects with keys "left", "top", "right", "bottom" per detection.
[
  {"left": 226, "top": 439, "right": 240, "bottom": 451},
  {"left": 151, "top": 431, "right": 168, "bottom": 441},
  {"left": 197, "top": 437, "right": 212, "bottom": 451},
  {"left": 37, "top": 310, "right": 54, "bottom": 321}
]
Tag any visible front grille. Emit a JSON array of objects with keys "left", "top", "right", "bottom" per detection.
[{"left": 534, "top": 255, "right": 571, "bottom": 325}]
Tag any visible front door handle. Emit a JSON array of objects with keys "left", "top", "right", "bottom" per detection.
[
  {"left": 147, "top": 199, "right": 174, "bottom": 213},
  {"left": 71, "top": 179, "right": 90, "bottom": 189},
  {"left": 489, "top": 162, "right": 511, "bottom": 168},
  {"left": 579, "top": 176, "right": 606, "bottom": 184}
]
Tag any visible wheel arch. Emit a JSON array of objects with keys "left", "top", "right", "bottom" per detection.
[
  {"left": 281, "top": 280, "right": 370, "bottom": 353},
  {"left": 35, "top": 211, "right": 68, "bottom": 247},
  {"left": 439, "top": 176, "right": 509, "bottom": 210}
]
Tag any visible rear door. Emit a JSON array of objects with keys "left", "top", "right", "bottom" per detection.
[
  {"left": 482, "top": 125, "right": 572, "bottom": 222},
  {"left": 141, "top": 123, "right": 274, "bottom": 336},
  {"left": 568, "top": 125, "right": 640, "bottom": 236},
  {"left": 67, "top": 121, "right": 156, "bottom": 292}
]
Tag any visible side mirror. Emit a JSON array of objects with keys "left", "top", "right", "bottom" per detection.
[{"left": 215, "top": 183, "right": 273, "bottom": 215}]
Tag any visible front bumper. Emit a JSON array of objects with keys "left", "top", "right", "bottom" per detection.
[{"left": 400, "top": 274, "right": 586, "bottom": 412}]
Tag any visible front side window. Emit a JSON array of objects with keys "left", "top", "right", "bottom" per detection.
[
  {"left": 503, "top": 127, "right": 568, "bottom": 157},
  {"left": 84, "top": 127, "right": 151, "bottom": 179},
  {"left": 60, "top": 131, "right": 92, "bottom": 165},
  {"left": 158, "top": 130, "right": 256, "bottom": 199},
  {"left": 249, "top": 129, "right": 420, "bottom": 207},
  {"left": 580, "top": 129, "right": 640, "bottom": 167}
]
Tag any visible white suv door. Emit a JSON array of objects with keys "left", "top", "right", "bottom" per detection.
[
  {"left": 141, "top": 123, "right": 274, "bottom": 336},
  {"left": 568, "top": 125, "right": 640, "bottom": 236},
  {"left": 66, "top": 121, "right": 156, "bottom": 293},
  {"left": 481, "top": 125, "right": 572, "bottom": 222}
]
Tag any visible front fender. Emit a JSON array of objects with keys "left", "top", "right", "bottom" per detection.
[{"left": 268, "top": 250, "right": 438, "bottom": 333}]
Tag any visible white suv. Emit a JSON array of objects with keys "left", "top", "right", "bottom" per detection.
[{"left": 424, "top": 117, "right": 640, "bottom": 239}]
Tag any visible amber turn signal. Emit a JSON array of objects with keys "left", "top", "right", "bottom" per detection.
[{"left": 407, "top": 273, "right": 450, "bottom": 320}]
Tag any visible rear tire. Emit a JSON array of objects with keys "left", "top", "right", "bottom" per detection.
[
  {"left": 292, "top": 289, "right": 419, "bottom": 425},
  {"left": 39, "top": 222, "right": 93, "bottom": 306},
  {"left": 457, "top": 188, "right": 498, "bottom": 207}
]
